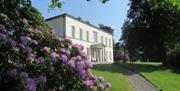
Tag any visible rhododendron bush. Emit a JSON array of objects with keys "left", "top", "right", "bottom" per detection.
[{"left": 0, "top": 0, "right": 111, "bottom": 91}]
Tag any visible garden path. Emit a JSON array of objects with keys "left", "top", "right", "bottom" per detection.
[{"left": 118, "top": 65, "right": 160, "bottom": 91}]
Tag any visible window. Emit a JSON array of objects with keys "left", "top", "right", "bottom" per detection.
[
  {"left": 80, "top": 28, "right": 83, "bottom": 40},
  {"left": 109, "top": 51, "right": 111, "bottom": 60},
  {"left": 87, "top": 48, "right": 90, "bottom": 56},
  {"left": 86, "top": 31, "right": 89, "bottom": 41},
  {"left": 101, "top": 36, "right": 103, "bottom": 44},
  {"left": 105, "top": 51, "right": 108, "bottom": 59},
  {"left": 93, "top": 31, "right": 97, "bottom": 43},
  {"left": 105, "top": 37, "right": 107, "bottom": 45},
  {"left": 109, "top": 39, "right": 111, "bottom": 46},
  {"left": 71, "top": 26, "right": 75, "bottom": 38}
]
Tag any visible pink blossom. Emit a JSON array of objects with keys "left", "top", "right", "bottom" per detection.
[
  {"left": 32, "top": 40, "right": 38, "bottom": 45},
  {"left": 98, "top": 76, "right": 104, "bottom": 82},
  {"left": 51, "top": 52, "right": 59, "bottom": 59},
  {"left": 85, "top": 61, "right": 93, "bottom": 68},
  {"left": 61, "top": 55, "right": 68, "bottom": 62},
  {"left": 106, "top": 82, "right": 111, "bottom": 88},
  {"left": 68, "top": 59, "right": 75, "bottom": 67},
  {"left": 60, "top": 48, "right": 66, "bottom": 53},
  {"left": 84, "top": 80, "right": 93, "bottom": 87},
  {"left": 25, "top": 36, "right": 32, "bottom": 41},
  {"left": 43, "top": 46, "right": 50, "bottom": 52},
  {"left": 66, "top": 50, "right": 70, "bottom": 55},
  {"left": 79, "top": 51, "right": 86, "bottom": 57},
  {"left": 74, "top": 44, "right": 83, "bottom": 50},
  {"left": 99, "top": 83, "right": 105, "bottom": 90}
]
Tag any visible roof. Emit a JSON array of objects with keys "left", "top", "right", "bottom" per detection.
[{"left": 45, "top": 13, "right": 113, "bottom": 34}]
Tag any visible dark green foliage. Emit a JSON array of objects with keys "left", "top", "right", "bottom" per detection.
[{"left": 121, "top": 0, "right": 180, "bottom": 66}]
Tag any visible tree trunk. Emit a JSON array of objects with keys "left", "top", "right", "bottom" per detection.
[{"left": 157, "top": 39, "right": 170, "bottom": 67}]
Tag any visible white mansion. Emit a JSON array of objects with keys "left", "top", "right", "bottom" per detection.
[{"left": 46, "top": 13, "right": 114, "bottom": 63}]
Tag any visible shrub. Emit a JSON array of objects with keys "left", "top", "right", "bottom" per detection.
[{"left": 0, "top": 0, "right": 111, "bottom": 91}]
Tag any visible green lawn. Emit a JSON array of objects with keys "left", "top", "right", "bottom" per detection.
[
  {"left": 118, "top": 62, "right": 180, "bottom": 91},
  {"left": 92, "top": 64, "right": 133, "bottom": 91}
]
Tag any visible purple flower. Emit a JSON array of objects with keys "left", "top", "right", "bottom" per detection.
[
  {"left": 98, "top": 76, "right": 104, "bottom": 82},
  {"left": 80, "top": 51, "right": 86, "bottom": 57},
  {"left": 74, "top": 44, "right": 83, "bottom": 50},
  {"left": 0, "top": 33, "right": 8, "bottom": 41},
  {"left": 26, "top": 78, "right": 37, "bottom": 91},
  {"left": 32, "top": 40, "right": 38, "bottom": 45},
  {"left": 61, "top": 55, "right": 68, "bottom": 62},
  {"left": 84, "top": 80, "right": 93, "bottom": 86},
  {"left": 0, "top": 24, "right": 6, "bottom": 33},
  {"left": 55, "top": 36, "right": 63, "bottom": 41},
  {"left": 51, "top": 52, "right": 59, "bottom": 59},
  {"left": 66, "top": 50, "right": 70, "bottom": 55},
  {"left": 20, "top": 72, "right": 28, "bottom": 79},
  {"left": 85, "top": 61, "right": 93, "bottom": 68},
  {"left": 20, "top": 36, "right": 28, "bottom": 45},
  {"left": 99, "top": 83, "right": 105, "bottom": 90},
  {"left": 60, "top": 48, "right": 66, "bottom": 53},
  {"left": 43, "top": 46, "right": 50, "bottom": 52},
  {"left": 25, "top": 36, "right": 32, "bottom": 41},
  {"left": 106, "top": 82, "right": 111, "bottom": 88},
  {"left": 76, "top": 55, "right": 81, "bottom": 60},
  {"left": 76, "top": 63, "right": 84, "bottom": 71},
  {"left": 68, "top": 59, "right": 75, "bottom": 67},
  {"left": 25, "top": 46, "right": 33, "bottom": 55},
  {"left": 20, "top": 44, "right": 25, "bottom": 49},
  {"left": 80, "top": 70, "right": 86, "bottom": 78},
  {"left": 9, "top": 39, "right": 17, "bottom": 47},
  {"left": 35, "top": 76, "right": 47, "bottom": 84},
  {"left": 38, "top": 57, "right": 45, "bottom": 64},
  {"left": 91, "top": 75, "right": 97, "bottom": 81},
  {"left": 28, "top": 54, "right": 35, "bottom": 61}
]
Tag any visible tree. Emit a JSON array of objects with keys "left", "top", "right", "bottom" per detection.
[
  {"left": 121, "top": 0, "right": 180, "bottom": 66},
  {"left": 49, "top": 0, "right": 110, "bottom": 10}
]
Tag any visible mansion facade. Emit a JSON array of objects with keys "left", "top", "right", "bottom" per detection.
[{"left": 46, "top": 13, "right": 113, "bottom": 63}]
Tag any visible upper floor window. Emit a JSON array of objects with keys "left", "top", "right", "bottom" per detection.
[
  {"left": 109, "top": 39, "right": 111, "bottom": 46},
  {"left": 71, "top": 26, "right": 75, "bottom": 38},
  {"left": 93, "top": 31, "right": 97, "bottom": 43},
  {"left": 80, "top": 28, "right": 83, "bottom": 40},
  {"left": 101, "top": 36, "right": 103, "bottom": 44},
  {"left": 105, "top": 37, "right": 107, "bottom": 45},
  {"left": 86, "top": 31, "right": 89, "bottom": 41}
]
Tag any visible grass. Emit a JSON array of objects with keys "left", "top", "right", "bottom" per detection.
[
  {"left": 92, "top": 64, "right": 133, "bottom": 91},
  {"left": 118, "top": 62, "right": 180, "bottom": 91}
]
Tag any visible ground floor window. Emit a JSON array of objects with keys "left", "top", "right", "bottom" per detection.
[
  {"left": 87, "top": 48, "right": 90, "bottom": 56},
  {"left": 109, "top": 51, "right": 111, "bottom": 60},
  {"left": 105, "top": 51, "right": 108, "bottom": 60}
]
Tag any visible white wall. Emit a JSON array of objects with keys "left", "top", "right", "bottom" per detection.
[
  {"left": 46, "top": 17, "right": 64, "bottom": 36},
  {"left": 65, "top": 16, "right": 114, "bottom": 62}
]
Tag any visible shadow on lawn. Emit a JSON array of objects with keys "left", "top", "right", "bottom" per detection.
[
  {"left": 119, "top": 62, "right": 180, "bottom": 74},
  {"left": 93, "top": 64, "right": 130, "bottom": 75},
  {"left": 93, "top": 63, "right": 180, "bottom": 76}
]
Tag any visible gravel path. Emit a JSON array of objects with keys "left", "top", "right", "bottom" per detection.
[{"left": 118, "top": 65, "right": 160, "bottom": 91}]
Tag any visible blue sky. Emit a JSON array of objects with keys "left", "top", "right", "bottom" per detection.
[{"left": 31, "top": 0, "right": 130, "bottom": 42}]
